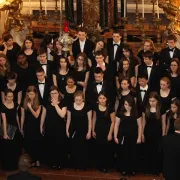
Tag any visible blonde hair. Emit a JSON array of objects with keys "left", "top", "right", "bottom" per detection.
[
  {"left": 23, "top": 86, "right": 40, "bottom": 111},
  {"left": 144, "top": 39, "right": 156, "bottom": 52},
  {"left": 74, "top": 90, "right": 84, "bottom": 100}
]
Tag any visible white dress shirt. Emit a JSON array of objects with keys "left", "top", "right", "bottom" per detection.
[
  {"left": 169, "top": 48, "right": 175, "bottom": 58},
  {"left": 41, "top": 63, "right": 47, "bottom": 76},
  {"left": 38, "top": 80, "right": 45, "bottom": 98},
  {"left": 79, "top": 40, "right": 86, "bottom": 52},
  {"left": 146, "top": 63, "right": 153, "bottom": 79},
  {"left": 96, "top": 82, "right": 103, "bottom": 94},
  {"left": 47, "top": 48, "right": 53, "bottom": 61},
  {"left": 140, "top": 85, "right": 148, "bottom": 101},
  {"left": 113, "top": 41, "right": 120, "bottom": 59}
]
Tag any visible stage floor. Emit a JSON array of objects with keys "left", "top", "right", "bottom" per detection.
[{"left": 0, "top": 167, "right": 164, "bottom": 180}]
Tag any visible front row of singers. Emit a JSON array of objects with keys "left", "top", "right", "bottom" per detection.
[{"left": 1, "top": 83, "right": 180, "bottom": 176}]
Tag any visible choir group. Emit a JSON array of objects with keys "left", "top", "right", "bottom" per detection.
[{"left": 0, "top": 29, "right": 180, "bottom": 179}]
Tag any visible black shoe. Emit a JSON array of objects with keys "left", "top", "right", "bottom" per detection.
[{"left": 98, "top": 168, "right": 108, "bottom": 173}]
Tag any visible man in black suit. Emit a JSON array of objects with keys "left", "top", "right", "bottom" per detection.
[
  {"left": 72, "top": 27, "right": 95, "bottom": 59},
  {"left": 35, "top": 67, "right": 51, "bottom": 108},
  {"left": 7, "top": 154, "right": 41, "bottom": 180},
  {"left": 86, "top": 67, "right": 112, "bottom": 108},
  {"left": 36, "top": 48, "right": 54, "bottom": 85},
  {"left": 138, "top": 50, "right": 160, "bottom": 92},
  {"left": 161, "top": 119, "right": 180, "bottom": 180},
  {"left": 107, "top": 30, "right": 124, "bottom": 75},
  {"left": 160, "top": 34, "right": 180, "bottom": 77}
]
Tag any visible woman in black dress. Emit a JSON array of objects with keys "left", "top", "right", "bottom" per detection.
[
  {"left": 72, "top": 53, "right": 90, "bottom": 93},
  {"left": 66, "top": 91, "right": 92, "bottom": 169},
  {"left": 64, "top": 76, "right": 78, "bottom": 108},
  {"left": 114, "top": 95, "right": 142, "bottom": 176},
  {"left": 116, "top": 59, "right": 136, "bottom": 89},
  {"left": 1, "top": 71, "right": 22, "bottom": 105},
  {"left": 40, "top": 86, "right": 67, "bottom": 169},
  {"left": 1, "top": 89, "right": 22, "bottom": 170},
  {"left": 53, "top": 57, "right": 70, "bottom": 98},
  {"left": 168, "top": 58, "right": 180, "bottom": 99},
  {"left": 21, "top": 36, "right": 38, "bottom": 68},
  {"left": 92, "top": 91, "right": 115, "bottom": 173},
  {"left": 142, "top": 92, "right": 166, "bottom": 175},
  {"left": 158, "top": 77, "right": 176, "bottom": 112},
  {"left": 21, "top": 86, "right": 42, "bottom": 167},
  {"left": 166, "top": 98, "right": 180, "bottom": 135}
]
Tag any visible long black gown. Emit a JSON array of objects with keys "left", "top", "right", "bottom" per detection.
[
  {"left": 24, "top": 49, "right": 38, "bottom": 68},
  {"left": 144, "top": 109, "right": 165, "bottom": 174},
  {"left": 24, "top": 106, "right": 42, "bottom": 163},
  {"left": 1, "top": 102, "right": 22, "bottom": 170},
  {"left": 94, "top": 104, "right": 114, "bottom": 170},
  {"left": 167, "top": 111, "right": 176, "bottom": 135},
  {"left": 116, "top": 113, "right": 138, "bottom": 174},
  {"left": 68, "top": 103, "right": 91, "bottom": 169},
  {"left": 45, "top": 100, "right": 67, "bottom": 167}
]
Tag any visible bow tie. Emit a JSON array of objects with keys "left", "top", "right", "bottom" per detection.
[
  {"left": 140, "top": 89, "right": 147, "bottom": 92},
  {"left": 169, "top": 48, "right": 175, "bottom": 52},
  {"left": 41, "top": 63, "right": 47, "bottom": 66},
  {"left": 38, "top": 82, "right": 45, "bottom": 85},
  {"left": 146, "top": 65, "right": 152, "bottom": 68},
  {"left": 113, "top": 44, "right": 120, "bottom": 47},
  {"left": 96, "top": 81, "right": 103, "bottom": 85}
]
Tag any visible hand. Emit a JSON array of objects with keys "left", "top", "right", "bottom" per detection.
[
  {"left": 51, "top": 98, "right": 58, "bottom": 106},
  {"left": 141, "top": 134, "right": 145, "bottom": 143},
  {"left": 92, "top": 131, "right": 96, "bottom": 139},
  {"left": 137, "top": 137, "right": 141, "bottom": 144},
  {"left": 86, "top": 132, "right": 91, "bottom": 140},
  {"left": 3, "top": 134, "right": 10, "bottom": 140},
  {"left": 3, "top": 42, "right": 7, "bottom": 49},
  {"left": 107, "top": 134, "right": 112, "bottom": 141},
  {"left": 27, "top": 102, "right": 31, "bottom": 109},
  {"left": 78, "top": 82, "right": 87, "bottom": 88},
  {"left": 40, "top": 127, "right": 44, "bottom": 136},
  {"left": 66, "top": 131, "right": 70, "bottom": 138},
  {"left": 114, "top": 137, "right": 119, "bottom": 144}
]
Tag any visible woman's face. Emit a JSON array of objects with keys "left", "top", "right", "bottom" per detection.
[
  {"left": 75, "top": 95, "right": 84, "bottom": 105},
  {"left": 160, "top": 80, "right": 169, "bottom": 90},
  {"left": 25, "top": 40, "right": 33, "bottom": 49},
  {"left": 96, "top": 41, "right": 104, "bottom": 50},
  {"left": 171, "top": 103, "right": 178, "bottom": 113},
  {"left": 60, "top": 58, "right": 67, "bottom": 68},
  {"left": 5, "top": 92, "right": 13, "bottom": 102},
  {"left": 123, "top": 60, "right": 129, "bottom": 71},
  {"left": 121, "top": 80, "right": 129, "bottom": 90},
  {"left": 98, "top": 94, "right": 107, "bottom": 106},
  {"left": 77, "top": 56, "right": 84, "bottom": 66},
  {"left": 144, "top": 42, "right": 152, "bottom": 51},
  {"left": 170, "top": 61, "right": 178, "bottom": 73},
  {"left": 6, "top": 38, "right": 13, "bottom": 47},
  {"left": 0, "top": 57, "right": 6, "bottom": 66},
  {"left": 149, "top": 97, "right": 158, "bottom": 107},
  {"left": 56, "top": 41, "right": 62, "bottom": 50},
  {"left": 67, "top": 78, "right": 75, "bottom": 88},
  {"left": 28, "top": 91, "right": 35, "bottom": 101},
  {"left": 123, "top": 49, "right": 130, "bottom": 58},
  {"left": 124, "top": 101, "right": 131, "bottom": 112},
  {"left": 8, "top": 79, "right": 16, "bottom": 85},
  {"left": 50, "top": 90, "right": 59, "bottom": 100}
]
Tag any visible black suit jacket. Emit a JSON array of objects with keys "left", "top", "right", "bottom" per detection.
[
  {"left": 160, "top": 47, "right": 180, "bottom": 76},
  {"left": 36, "top": 61, "right": 54, "bottom": 85},
  {"left": 7, "top": 171, "right": 41, "bottom": 180},
  {"left": 138, "top": 64, "right": 160, "bottom": 92},
  {"left": 86, "top": 80, "right": 112, "bottom": 108},
  {"left": 107, "top": 39, "right": 124, "bottom": 75},
  {"left": 161, "top": 133, "right": 180, "bottom": 180},
  {"left": 35, "top": 79, "right": 51, "bottom": 107},
  {"left": 72, "top": 38, "right": 95, "bottom": 59}
]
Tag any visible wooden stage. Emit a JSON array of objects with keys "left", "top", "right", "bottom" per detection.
[{"left": 0, "top": 167, "right": 164, "bottom": 180}]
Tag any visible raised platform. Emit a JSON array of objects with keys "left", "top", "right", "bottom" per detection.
[{"left": 0, "top": 167, "right": 164, "bottom": 180}]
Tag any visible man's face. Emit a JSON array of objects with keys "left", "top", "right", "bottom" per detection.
[
  {"left": 167, "top": 40, "right": 176, "bottom": 49},
  {"left": 36, "top": 72, "right": 45, "bottom": 82},
  {"left": 95, "top": 55, "right": 104, "bottom": 64},
  {"left": 17, "top": 55, "right": 27, "bottom": 65},
  {"left": 94, "top": 73, "right": 103, "bottom": 82},
  {"left": 39, "top": 53, "right": 47, "bottom": 64},
  {"left": 78, "top": 31, "right": 86, "bottom": 41},
  {"left": 112, "top": 33, "right": 121, "bottom": 43}
]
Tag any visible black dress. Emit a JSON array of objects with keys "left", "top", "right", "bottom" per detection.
[
  {"left": 1, "top": 102, "right": 22, "bottom": 170},
  {"left": 44, "top": 100, "right": 67, "bottom": 167},
  {"left": 24, "top": 106, "right": 42, "bottom": 162},
  {"left": 71, "top": 67, "right": 90, "bottom": 91},
  {"left": 167, "top": 111, "right": 175, "bottom": 135},
  {"left": 94, "top": 104, "right": 114, "bottom": 169},
  {"left": 144, "top": 109, "right": 165, "bottom": 174},
  {"left": 24, "top": 49, "right": 38, "bottom": 68},
  {"left": 68, "top": 103, "right": 91, "bottom": 169},
  {"left": 116, "top": 113, "right": 138, "bottom": 174},
  {"left": 169, "top": 75, "right": 180, "bottom": 99},
  {"left": 3, "top": 83, "right": 22, "bottom": 104}
]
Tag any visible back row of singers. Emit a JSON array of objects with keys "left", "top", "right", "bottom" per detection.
[{"left": 1, "top": 84, "right": 180, "bottom": 179}]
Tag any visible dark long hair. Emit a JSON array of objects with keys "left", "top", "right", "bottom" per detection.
[
  {"left": 168, "top": 98, "right": 180, "bottom": 121},
  {"left": 169, "top": 58, "right": 180, "bottom": 76},
  {"left": 145, "top": 91, "right": 161, "bottom": 120}
]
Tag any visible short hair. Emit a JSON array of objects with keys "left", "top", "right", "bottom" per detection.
[
  {"left": 78, "top": 27, "right": 87, "bottom": 33},
  {"left": 160, "top": 77, "right": 171, "bottom": 88},
  {"left": 17, "top": 51, "right": 26, "bottom": 58},
  {"left": 113, "top": 30, "right": 121, "bottom": 36},
  {"left": 6, "top": 71, "right": 16, "bottom": 80},
  {"left": 3, "top": 33, "right": 13, "bottom": 42},
  {"left": 18, "top": 154, "right": 32, "bottom": 171},
  {"left": 74, "top": 90, "right": 84, "bottom": 100},
  {"left": 94, "top": 67, "right": 104, "bottom": 74},
  {"left": 42, "top": 34, "right": 53, "bottom": 45},
  {"left": 138, "top": 73, "right": 148, "bottom": 80},
  {"left": 167, "top": 34, "right": 177, "bottom": 42},
  {"left": 36, "top": 67, "right": 45, "bottom": 74},
  {"left": 94, "top": 50, "right": 105, "bottom": 57},
  {"left": 174, "top": 119, "right": 180, "bottom": 131},
  {"left": 38, "top": 47, "right": 47, "bottom": 55},
  {"left": 142, "top": 50, "right": 154, "bottom": 59}
]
